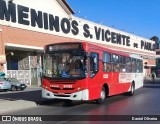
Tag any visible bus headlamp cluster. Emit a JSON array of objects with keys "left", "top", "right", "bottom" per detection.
[{"left": 77, "top": 87, "right": 81, "bottom": 91}]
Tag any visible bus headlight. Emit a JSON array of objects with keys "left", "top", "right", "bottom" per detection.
[{"left": 43, "top": 85, "right": 48, "bottom": 89}]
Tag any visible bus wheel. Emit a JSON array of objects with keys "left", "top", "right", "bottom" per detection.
[
  {"left": 127, "top": 83, "right": 135, "bottom": 96},
  {"left": 96, "top": 87, "right": 106, "bottom": 104}
]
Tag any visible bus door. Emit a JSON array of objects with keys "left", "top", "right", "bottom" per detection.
[{"left": 88, "top": 50, "right": 102, "bottom": 100}]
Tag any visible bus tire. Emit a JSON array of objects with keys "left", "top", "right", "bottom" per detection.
[
  {"left": 127, "top": 83, "right": 135, "bottom": 96},
  {"left": 96, "top": 87, "right": 106, "bottom": 104}
]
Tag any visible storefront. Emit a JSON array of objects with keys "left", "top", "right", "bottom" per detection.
[{"left": 0, "top": 0, "right": 156, "bottom": 86}]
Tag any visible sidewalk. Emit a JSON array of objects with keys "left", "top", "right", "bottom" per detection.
[
  {"left": 143, "top": 78, "right": 160, "bottom": 87},
  {"left": 0, "top": 100, "right": 37, "bottom": 114}
]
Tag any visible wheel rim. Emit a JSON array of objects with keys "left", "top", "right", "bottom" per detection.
[
  {"left": 101, "top": 90, "right": 105, "bottom": 100},
  {"left": 131, "top": 85, "right": 134, "bottom": 93},
  {"left": 12, "top": 86, "right": 16, "bottom": 91}
]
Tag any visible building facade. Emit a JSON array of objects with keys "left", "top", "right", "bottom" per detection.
[{"left": 0, "top": 0, "right": 156, "bottom": 86}]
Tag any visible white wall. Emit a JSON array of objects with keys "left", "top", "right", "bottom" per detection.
[{"left": 0, "top": 0, "right": 156, "bottom": 56}]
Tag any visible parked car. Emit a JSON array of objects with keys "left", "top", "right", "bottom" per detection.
[
  {"left": 0, "top": 72, "right": 5, "bottom": 78},
  {"left": 0, "top": 78, "right": 11, "bottom": 91},
  {"left": 5, "top": 78, "right": 27, "bottom": 91}
]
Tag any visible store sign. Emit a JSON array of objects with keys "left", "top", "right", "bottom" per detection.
[
  {"left": 0, "top": 0, "right": 155, "bottom": 51},
  {"left": 0, "top": 55, "right": 6, "bottom": 64}
]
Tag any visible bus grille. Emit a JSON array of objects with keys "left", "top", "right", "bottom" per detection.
[
  {"left": 54, "top": 94, "right": 70, "bottom": 97},
  {"left": 50, "top": 87, "right": 74, "bottom": 90},
  {"left": 50, "top": 80, "right": 76, "bottom": 84}
]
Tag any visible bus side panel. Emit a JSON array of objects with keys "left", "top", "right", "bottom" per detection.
[
  {"left": 109, "top": 72, "right": 133, "bottom": 95},
  {"left": 102, "top": 72, "right": 114, "bottom": 96},
  {"left": 132, "top": 73, "right": 144, "bottom": 90},
  {"left": 88, "top": 71, "right": 103, "bottom": 100},
  {"left": 123, "top": 82, "right": 131, "bottom": 92},
  {"left": 105, "top": 72, "right": 124, "bottom": 96}
]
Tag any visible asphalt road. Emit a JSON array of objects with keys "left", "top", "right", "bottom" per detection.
[
  {"left": 0, "top": 87, "right": 43, "bottom": 103},
  {"left": 0, "top": 86, "right": 160, "bottom": 124}
]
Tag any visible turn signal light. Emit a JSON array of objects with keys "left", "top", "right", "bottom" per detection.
[
  {"left": 77, "top": 87, "right": 81, "bottom": 91},
  {"left": 42, "top": 85, "right": 48, "bottom": 89}
]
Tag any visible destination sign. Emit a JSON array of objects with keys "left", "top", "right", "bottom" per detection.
[{"left": 46, "top": 43, "right": 82, "bottom": 52}]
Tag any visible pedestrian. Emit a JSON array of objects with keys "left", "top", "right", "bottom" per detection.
[{"left": 151, "top": 71, "right": 156, "bottom": 83}]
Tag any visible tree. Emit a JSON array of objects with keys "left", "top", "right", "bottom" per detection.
[
  {"left": 150, "top": 36, "right": 160, "bottom": 49},
  {"left": 150, "top": 36, "right": 159, "bottom": 42}
]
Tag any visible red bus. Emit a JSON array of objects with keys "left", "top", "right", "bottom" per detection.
[{"left": 42, "top": 41, "right": 144, "bottom": 104}]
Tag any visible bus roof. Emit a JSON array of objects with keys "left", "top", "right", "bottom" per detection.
[
  {"left": 81, "top": 41, "right": 130, "bottom": 57},
  {"left": 45, "top": 41, "right": 142, "bottom": 59}
]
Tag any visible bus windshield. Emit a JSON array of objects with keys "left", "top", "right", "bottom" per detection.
[{"left": 43, "top": 51, "right": 87, "bottom": 79}]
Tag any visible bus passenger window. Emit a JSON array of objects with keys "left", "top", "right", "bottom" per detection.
[
  {"left": 90, "top": 53, "right": 99, "bottom": 78},
  {"left": 132, "top": 66, "right": 136, "bottom": 73},
  {"left": 112, "top": 54, "right": 119, "bottom": 63},
  {"left": 126, "top": 57, "right": 131, "bottom": 65},
  {"left": 136, "top": 59, "right": 143, "bottom": 73},
  {"left": 112, "top": 64, "right": 120, "bottom": 72},
  {"left": 103, "top": 63, "right": 112, "bottom": 72},
  {"left": 119, "top": 56, "right": 126, "bottom": 72},
  {"left": 126, "top": 65, "right": 132, "bottom": 72},
  {"left": 103, "top": 52, "right": 111, "bottom": 62},
  {"left": 136, "top": 67, "right": 140, "bottom": 73},
  {"left": 131, "top": 58, "right": 136, "bottom": 72},
  {"left": 120, "top": 64, "right": 126, "bottom": 72}
]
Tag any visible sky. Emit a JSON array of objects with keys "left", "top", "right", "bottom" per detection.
[{"left": 67, "top": 0, "right": 160, "bottom": 39}]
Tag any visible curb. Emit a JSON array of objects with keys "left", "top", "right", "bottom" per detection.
[
  {"left": 0, "top": 100, "right": 37, "bottom": 114},
  {"left": 143, "top": 84, "right": 160, "bottom": 88}
]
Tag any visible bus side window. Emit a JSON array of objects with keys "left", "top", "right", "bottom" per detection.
[
  {"left": 90, "top": 52, "right": 99, "bottom": 78},
  {"left": 119, "top": 56, "right": 126, "bottom": 72},
  {"left": 111, "top": 54, "right": 120, "bottom": 72},
  {"left": 126, "top": 57, "right": 131, "bottom": 73},
  {"left": 103, "top": 52, "right": 111, "bottom": 72},
  {"left": 112, "top": 63, "right": 120, "bottom": 72},
  {"left": 120, "top": 64, "right": 126, "bottom": 72},
  {"left": 103, "top": 63, "right": 112, "bottom": 72},
  {"left": 136, "top": 59, "right": 143, "bottom": 73},
  {"left": 131, "top": 58, "right": 136, "bottom": 73}
]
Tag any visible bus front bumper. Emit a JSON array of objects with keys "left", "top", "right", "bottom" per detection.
[{"left": 42, "top": 88, "right": 89, "bottom": 101}]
